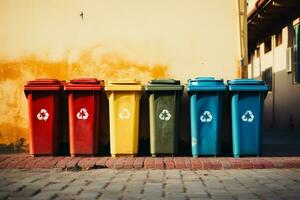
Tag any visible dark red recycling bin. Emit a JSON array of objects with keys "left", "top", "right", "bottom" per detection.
[
  {"left": 64, "top": 78, "right": 104, "bottom": 156},
  {"left": 24, "top": 79, "right": 63, "bottom": 156}
]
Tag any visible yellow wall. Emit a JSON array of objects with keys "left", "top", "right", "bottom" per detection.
[
  {"left": 0, "top": 0, "right": 242, "bottom": 152},
  {"left": 247, "top": 0, "right": 257, "bottom": 14}
]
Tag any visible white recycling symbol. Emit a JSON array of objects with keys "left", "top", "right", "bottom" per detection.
[
  {"left": 200, "top": 111, "right": 213, "bottom": 123},
  {"left": 241, "top": 110, "right": 255, "bottom": 123},
  {"left": 159, "top": 109, "right": 172, "bottom": 121},
  {"left": 119, "top": 108, "right": 131, "bottom": 119},
  {"left": 76, "top": 108, "right": 89, "bottom": 120},
  {"left": 191, "top": 137, "right": 198, "bottom": 146},
  {"left": 37, "top": 109, "right": 49, "bottom": 121}
]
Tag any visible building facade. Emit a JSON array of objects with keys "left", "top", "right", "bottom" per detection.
[
  {"left": 247, "top": 0, "right": 300, "bottom": 129},
  {"left": 0, "top": 0, "right": 247, "bottom": 152}
]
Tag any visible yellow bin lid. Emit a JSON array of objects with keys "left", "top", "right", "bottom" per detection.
[{"left": 105, "top": 79, "right": 144, "bottom": 91}]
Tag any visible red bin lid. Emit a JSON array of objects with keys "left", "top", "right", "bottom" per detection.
[
  {"left": 64, "top": 78, "right": 104, "bottom": 91},
  {"left": 26, "top": 78, "right": 61, "bottom": 85},
  {"left": 70, "top": 78, "right": 100, "bottom": 84},
  {"left": 24, "top": 79, "right": 63, "bottom": 91}
]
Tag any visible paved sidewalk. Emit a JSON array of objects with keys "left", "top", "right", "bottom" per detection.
[
  {"left": 1, "top": 155, "right": 300, "bottom": 170},
  {"left": 1, "top": 168, "right": 300, "bottom": 200}
]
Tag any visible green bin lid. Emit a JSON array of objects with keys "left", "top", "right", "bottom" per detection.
[
  {"left": 148, "top": 79, "right": 180, "bottom": 85},
  {"left": 145, "top": 79, "right": 184, "bottom": 91},
  {"left": 187, "top": 77, "right": 226, "bottom": 91}
]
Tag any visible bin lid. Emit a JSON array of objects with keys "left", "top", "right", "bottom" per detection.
[
  {"left": 107, "top": 79, "right": 141, "bottom": 84},
  {"left": 70, "top": 78, "right": 101, "bottom": 84},
  {"left": 24, "top": 78, "right": 63, "bottom": 91},
  {"left": 64, "top": 78, "right": 104, "bottom": 91},
  {"left": 105, "top": 79, "right": 143, "bottom": 91},
  {"left": 149, "top": 79, "right": 180, "bottom": 84},
  {"left": 145, "top": 79, "right": 184, "bottom": 91},
  {"left": 227, "top": 79, "right": 269, "bottom": 92},
  {"left": 187, "top": 77, "right": 226, "bottom": 91},
  {"left": 227, "top": 79, "right": 265, "bottom": 85}
]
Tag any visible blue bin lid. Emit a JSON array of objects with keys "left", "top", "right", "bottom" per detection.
[
  {"left": 227, "top": 79, "right": 265, "bottom": 85},
  {"left": 228, "top": 79, "right": 269, "bottom": 92},
  {"left": 187, "top": 77, "right": 226, "bottom": 91}
]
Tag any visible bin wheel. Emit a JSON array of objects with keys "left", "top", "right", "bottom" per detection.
[
  {"left": 111, "top": 154, "right": 116, "bottom": 157},
  {"left": 192, "top": 155, "right": 198, "bottom": 158},
  {"left": 234, "top": 154, "right": 240, "bottom": 158},
  {"left": 152, "top": 154, "right": 156, "bottom": 158}
]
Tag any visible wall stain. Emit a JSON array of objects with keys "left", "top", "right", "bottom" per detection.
[{"left": 0, "top": 47, "right": 169, "bottom": 153}]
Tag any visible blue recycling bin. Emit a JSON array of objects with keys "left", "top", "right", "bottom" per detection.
[
  {"left": 187, "top": 77, "right": 226, "bottom": 157},
  {"left": 228, "top": 79, "right": 268, "bottom": 158}
]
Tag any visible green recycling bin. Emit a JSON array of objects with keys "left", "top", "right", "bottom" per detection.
[{"left": 146, "top": 79, "right": 184, "bottom": 157}]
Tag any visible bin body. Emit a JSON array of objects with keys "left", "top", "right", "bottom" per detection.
[
  {"left": 65, "top": 78, "right": 104, "bottom": 156},
  {"left": 105, "top": 80, "right": 143, "bottom": 156},
  {"left": 228, "top": 79, "right": 268, "bottom": 157},
  {"left": 146, "top": 79, "right": 183, "bottom": 156},
  {"left": 187, "top": 77, "right": 226, "bottom": 156},
  {"left": 24, "top": 79, "right": 62, "bottom": 156}
]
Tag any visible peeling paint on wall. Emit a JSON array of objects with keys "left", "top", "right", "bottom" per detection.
[
  {"left": 0, "top": 0, "right": 242, "bottom": 153},
  {"left": 0, "top": 47, "right": 169, "bottom": 152}
]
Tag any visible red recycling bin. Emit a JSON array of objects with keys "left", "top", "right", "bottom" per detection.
[
  {"left": 24, "top": 79, "right": 63, "bottom": 156},
  {"left": 64, "top": 78, "right": 104, "bottom": 156}
]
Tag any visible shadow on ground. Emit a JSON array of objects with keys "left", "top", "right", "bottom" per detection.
[{"left": 263, "top": 129, "right": 300, "bottom": 157}]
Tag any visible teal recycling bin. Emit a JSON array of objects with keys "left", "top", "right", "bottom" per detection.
[
  {"left": 187, "top": 77, "right": 226, "bottom": 157},
  {"left": 228, "top": 79, "right": 268, "bottom": 158}
]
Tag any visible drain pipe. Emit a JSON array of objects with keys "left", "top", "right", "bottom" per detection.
[{"left": 236, "top": 0, "right": 247, "bottom": 78}]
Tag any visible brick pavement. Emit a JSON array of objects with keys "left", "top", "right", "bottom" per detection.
[
  {"left": 1, "top": 168, "right": 300, "bottom": 200},
  {"left": 1, "top": 155, "right": 300, "bottom": 170}
]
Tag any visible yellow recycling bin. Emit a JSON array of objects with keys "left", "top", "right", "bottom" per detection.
[{"left": 105, "top": 80, "right": 144, "bottom": 157}]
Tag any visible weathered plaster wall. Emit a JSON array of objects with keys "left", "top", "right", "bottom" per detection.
[{"left": 0, "top": 0, "right": 241, "bottom": 152}]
